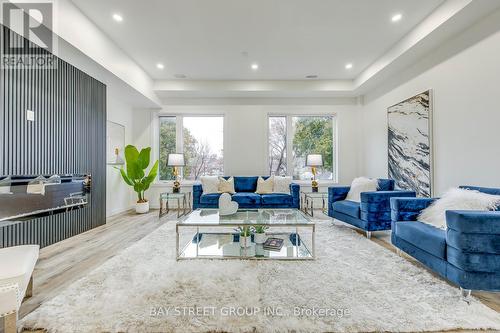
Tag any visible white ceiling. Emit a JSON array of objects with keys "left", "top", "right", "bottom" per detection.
[{"left": 71, "top": 0, "right": 444, "bottom": 80}]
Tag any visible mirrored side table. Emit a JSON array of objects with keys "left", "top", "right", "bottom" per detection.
[
  {"left": 159, "top": 192, "right": 192, "bottom": 218},
  {"left": 300, "top": 191, "right": 328, "bottom": 217}
]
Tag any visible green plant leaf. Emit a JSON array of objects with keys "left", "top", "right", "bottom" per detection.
[
  {"left": 124, "top": 145, "right": 139, "bottom": 163},
  {"left": 119, "top": 167, "right": 133, "bottom": 186},
  {"left": 125, "top": 145, "right": 140, "bottom": 179},
  {"left": 137, "top": 147, "right": 151, "bottom": 170},
  {"left": 143, "top": 160, "right": 159, "bottom": 191}
]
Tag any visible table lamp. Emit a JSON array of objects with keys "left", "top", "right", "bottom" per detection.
[
  {"left": 167, "top": 153, "right": 185, "bottom": 193},
  {"left": 306, "top": 154, "right": 323, "bottom": 192}
]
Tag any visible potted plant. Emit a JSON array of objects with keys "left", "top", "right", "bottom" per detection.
[
  {"left": 252, "top": 225, "right": 268, "bottom": 244},
  {"left": 117, "top": 145, "right": 159, "bottom": 214},
  {"left": 237, "top": 226, "right": 252, "bottom": 248}
]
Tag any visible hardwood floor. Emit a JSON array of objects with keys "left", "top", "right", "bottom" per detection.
[
  {"left": 16, "top": 209, "right": 499, "bottom": 333},
  {"left": 19, "top": 209, "right": 168, "bottom": 319}
]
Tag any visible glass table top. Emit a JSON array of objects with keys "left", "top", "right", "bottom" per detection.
[
  {"left": 178, "top": 209, "right": 313, "bottom": 226},
  {"left": 160, "top": 192, "right": 190, "bottom": 199},
  {"left": 302, "top": 192, "right": 328, "bottom": 198}
]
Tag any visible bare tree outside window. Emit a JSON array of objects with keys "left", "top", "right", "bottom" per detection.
[
  {"left": 159, "top": 116, "right": 224, "bottom": 181},
  {"left": 183, "top": 117, "right": 224, "bottom": 180},
  {"left": 268, "top": 116, "right": 287, "bottom": 175}
]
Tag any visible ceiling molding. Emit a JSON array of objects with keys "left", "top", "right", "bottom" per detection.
[{"left": 152, "top": 0, "right": 500, "bottom": 102}]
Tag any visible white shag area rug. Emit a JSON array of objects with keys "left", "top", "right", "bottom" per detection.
[{"left": 21, "top": 219, "right": 500, "bottom": 333}]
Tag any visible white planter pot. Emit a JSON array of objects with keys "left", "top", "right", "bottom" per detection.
[
  {"left": 254, "top": 233, "right": 267, "bottom": 244},
  {"left": 239, "top": 235, "right": 252, "bottom": 248},
  {"left": 135, "top": 201, "right": 150, "bottom": 214}
]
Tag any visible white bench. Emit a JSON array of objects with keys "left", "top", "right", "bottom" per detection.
[{"left": 0, "top": 245, "right": 39, "bottom": 333}]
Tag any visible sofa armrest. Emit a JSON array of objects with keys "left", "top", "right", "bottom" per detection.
[
  {"left": 192, "top": 184, "right": 203, "bottom": 210},
  {"left": 446, "top": 210, "right": 500, "bottom": 234},
  {"left": 328, "top": 186, "right": 350, "bottom": 216},
  {"left": 390, "top": 197, "right": 436, "bottom": 222},
  {"left": 290, "top": 183, "right": 300, "bottom": 209},
  {"left": 361, "top": 190, "right": 416, "bottom": 214}
]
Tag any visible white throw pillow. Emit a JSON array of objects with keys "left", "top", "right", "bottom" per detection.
[
  {"left": 418, "top": 188, "right": 500, "bottom": 229},
  {"left": 200, "top": 176, "right": 219, "bottom": 194},
  {"left": 218, "top": 177, "right": 236, "bottom": 194},
  {"left": 345, "top": 177, "right": 378, "bottom": 202},
  {"left": 273, "top": 176, "right": 292, "bottom": 194},
  {"left": 256, "top": 176, "right": 274, "bottom": 194}
]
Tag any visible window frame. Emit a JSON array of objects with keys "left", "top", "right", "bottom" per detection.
[
  {"left": 266, "top": 113, "right": 338, "bottom": 183},
  {"left": 155, "top": 113, "right": 225, "bottom": 182}
]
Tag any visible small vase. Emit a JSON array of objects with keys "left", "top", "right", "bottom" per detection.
[
  {"left": 254, "top": 233, "right": 267, "bottom": 244},
  {"left": 135, "top": 201, "right": 149, "bottom": 214},
  {"left": 239, "top": 235, "right": 252, "bottom": 248}
]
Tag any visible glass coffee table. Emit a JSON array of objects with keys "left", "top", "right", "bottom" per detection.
[{"left": 176, "top": 209, "right": 315, "bottom": 260}]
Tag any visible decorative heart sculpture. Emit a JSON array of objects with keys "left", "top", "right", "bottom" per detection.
[{"left": 219, "top": 193, "right": 238, "bottom": 215}]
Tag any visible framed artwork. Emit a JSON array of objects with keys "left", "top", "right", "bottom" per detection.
[
  {"left": 106, "top": 121, "right": 125, "bottom": 165},
  {"left": 387, "top": 90, "right": 433, "bottom": 197}
]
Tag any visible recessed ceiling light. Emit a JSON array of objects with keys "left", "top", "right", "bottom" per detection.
[
  {"left": 345, "top": 63, "right": 353, "bottom": 69},
  {"left": 305, "top": 75, "right": 318, "bottom": 79},
  {"left": 391, "top": 13, "right": 402, "bottom": 22},
  {"left": 251, "top": 63, "right": 259, "bottom": 70},
  {"left": 156, "top": 63, "right": 165, "bottom": 70},
  {"left": 112, "top": 13, "right": 123, "bottom": 22}
]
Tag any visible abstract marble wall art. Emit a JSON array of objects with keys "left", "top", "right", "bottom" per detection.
[{"left": 388, "top": 90, "right": 432, "bottom": 197}]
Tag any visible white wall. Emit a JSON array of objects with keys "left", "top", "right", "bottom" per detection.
[
  {"left": 133, "top": 104, "right": 362, "bottom": 208},
  {"left": 106, "top": 91, "right": 135, "bottom": 216},
  {"left": 360, "top": 28, "right": 500, "bottom": 196}
]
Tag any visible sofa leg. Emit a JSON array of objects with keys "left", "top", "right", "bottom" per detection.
[
  {"left": 365, "top": 231, "right": 372, "bottom": 239},
  {"left": 460, "top": 287, "right": 472, "bottom": 304},
  {"left": 396, "top": 248, "right": 402, "bottom": 257},
  {"left": 3, "top": 311, "right": 17, "bottom": 333}
]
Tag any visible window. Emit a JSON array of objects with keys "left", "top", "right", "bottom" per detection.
[
  {"left": 159, "top": 116, "right": 224, "bottom": 181},
  {"left": 268, "top": 115, "right": 335, "bottom": 181}
]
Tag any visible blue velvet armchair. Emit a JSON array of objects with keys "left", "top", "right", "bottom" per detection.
[
  {"left": 391, "top": 185, "right": 500, "bottom": 293},
  {"left": 328, "top": 179, "right": 416, "bottom": 238},
  {"left": 193, "top": 176, "right": 300, "bottom": 210}
]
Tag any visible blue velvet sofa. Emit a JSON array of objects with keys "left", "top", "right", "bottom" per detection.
[
  {"left": 391, "top": 186, "right": 500, "bottom": 293},
  {"left": 328, "top": 179, "right": 416, "bottom": 238},
  {"left": 192, "top": 176, "right": 300, "bottom": 210}
]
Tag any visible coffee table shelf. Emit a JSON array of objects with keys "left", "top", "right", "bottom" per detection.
[{"left": 176, "top": 209, "right": 315, "bottom": 260}]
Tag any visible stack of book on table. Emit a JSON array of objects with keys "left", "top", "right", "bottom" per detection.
[{"left": 263, "top": 238, "right": 284, "bottom": 251}]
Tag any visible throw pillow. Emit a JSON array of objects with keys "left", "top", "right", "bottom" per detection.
[
  {"left": 256, "top": 176, "right": 274, "bottom": 194},
  {"left": 273, "top": 176, "right": 292, "bottom": 194},
  {"left": 418, "top": 188, "right": 500, "bottom": 229},
  {"left": 218, "top": 177, "right": 236, "bottom": 194},
  {"left": 345, "top": 177, "right": 378, "bottom": 202},
  {"left": 200, "top": 176, "right": 219, "bottom": 194}
]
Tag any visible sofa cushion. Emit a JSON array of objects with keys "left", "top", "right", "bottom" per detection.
[
  {"left": 332, "top": 200, "right": 360, "bottom": 218},
  {"left": 396, "top": 221, "right": 446, "bottom": 259},
  {"left": 232, "top": 192, "right": 261, "bottom": 206},
  {"left": 261, "top": 193, "right": 292, "bottom": 206},
  {"left": 200, "top": 193, "right": 222, "bottom": 206},
  {"left": 233, "top": 177, "right": 259, "bottom": 192}
]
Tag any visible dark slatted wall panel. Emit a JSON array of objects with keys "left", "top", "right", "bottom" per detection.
[{"left": 0, "top": 25, "right": 106, "bottom": 248}]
